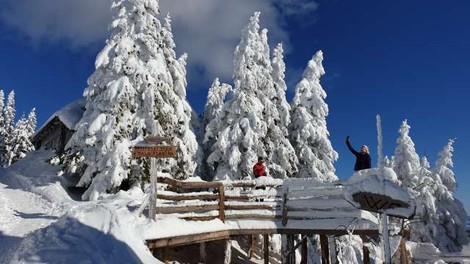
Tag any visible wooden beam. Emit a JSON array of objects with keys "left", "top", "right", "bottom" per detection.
[
  {"left": 156, "top": 203, "right": 218, "bottom": 214},
  {"left": 147, "top": 230, "right": 231, "bottom": 248},
  {"left": 218, "top": 185, "right": 225, "bottom": 222},
  {"left": 320, "top": 234, "right": 330, "bottom": 264},
  {"left": 301, "top": 235, "right": 307, "bottom": 264},
  {"left": 360, "top": 235, "right": 370, "bottom": 264},
  {"left": 282, "top": 190, "right": 288, "bottom": 226},
  {"left": 157, "top": 193, "right": 219, "bottom": 201},
  {"left": 264, "top": 235, "right": 269, "bottom": 264},
  {"left": 248, "top": 235, "right": 255, "bottom": 259}
]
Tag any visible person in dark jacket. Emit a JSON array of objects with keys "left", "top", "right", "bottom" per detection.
[{"left": 346, "top": 136, "right": 371, "bottom": 171}]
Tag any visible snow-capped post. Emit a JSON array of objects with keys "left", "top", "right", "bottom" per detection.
[
  {"left": 377, "top": 114, "right": 391, "bottom": 264},
  {"left": 132, "top": 136, "right": 176, "bottom": 220}
]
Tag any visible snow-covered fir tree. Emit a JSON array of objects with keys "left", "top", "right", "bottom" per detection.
[
  {"left": 431, "top": 138, "right": 468, "bottom": 252},
  {"left": 201, "top": 78, "right": 232, "bottom": 179},
  {"left": 289, "top": 50, "right": 338, "bottom": 181},
  {"left": 434, "top": 138, "right": 457, "bottom": 192},
  {"left": 8, "top": 112, "right": 36, "bottom": 164},
  {"left": 65, "top": 0, "right": 198, "bottom": 200},
  {"left": 206, "top": 12, "right": 297, "bottom": 180},
  {"left": 2, "top": 90, "right": 16, "bottom": 167},
  {"left": 393, "top": 120, "right": 421, "bottom": 189},
  {"left": 206, "top": 12, "right": 268, "bottom": 181},
  {"left": 266, "top": 43, "right": 298, "bottom": 179},
  {"left": 409, "top": 155, "right": 437, "bottom": 243},
  {"left": 0, "top": 89, "right": 5, "bottom": 166}
]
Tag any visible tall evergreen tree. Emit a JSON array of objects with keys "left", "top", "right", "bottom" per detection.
[
  {"left": 0, "top": 89, "right": 5, "bottom": 166},
  {"left": 409, "top": 156, "right": 437, "bottom": 243},
  {"left": 393, "top": 120, "right": 420, "bottom": 188},
  {"left": 206, "top": 12, "right": 296, "bottom": 180},
  {"left": 434, "top": 138, "right": 457, "bottom": 192},
  {"left": 289, "top": 51, "right": 338, "bottom": 181},
  {"left": 201, "top": 78, "right": 232, "bottom": 179},
  {"left": 2, "top": 91, "right": 16, "bottom": 167},
  {"left": 26, "top": 108, "right": 37, "bottom": 139},
  {"left": 266, "top": 43, "right": 298, "bottom": 178},
  {"left": 8, "top": 115, "right": 35, "bottom": 164},
  {"left": 206, "top": 12, "right": 268, "bottom": 181},
  {"left": 431, "top": 139, "right": 468, "bottom": 252},
  {"left": 66, "top": 0, "right": 198, "bottom": 200}
]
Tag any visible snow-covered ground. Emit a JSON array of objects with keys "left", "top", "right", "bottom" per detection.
[
  {"left": 0, "top": 150, "right": 159, "bottom": 263},
  {"left": 1, "top": 150, "right": 469, "bottom": 263}
]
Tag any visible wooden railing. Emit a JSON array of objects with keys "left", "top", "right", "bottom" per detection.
[{"left": 155, "top": 176, "right": 284, "bottom": 223}]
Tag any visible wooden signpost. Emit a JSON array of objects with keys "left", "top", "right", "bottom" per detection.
[{"left": 132, "top": 136, "right": 176, "bottom": 220}]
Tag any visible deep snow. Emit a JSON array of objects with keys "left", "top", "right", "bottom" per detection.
[{"left": 1, "top": 150, "right": 469, "bottom": 263}]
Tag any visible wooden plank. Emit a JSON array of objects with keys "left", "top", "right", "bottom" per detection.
[
  {"left": 157, "top": 193, "right": 219, "bottom": 201},
  {"left": 224, "top": 204, "right": 277, "bottom": 210},
  {"left": 224, "top": 214, "right": 282, "bottom": 220},
  {"left": 181, "top": 215, "right": 219, "bottom": 221},
  {"left": 132, "top": 146, "right": 176, "bottom": 158},
  {"left": 158, "top": 176, "right": 222, "bottom": 189},
  {"left": 147, "top": 230, "right": 231, "bottom": 248},
  {"left": 156, "top": 204, "right": 219, "bottom": 214},
  {"left": 145, "top": 136, "right": 172, "bottom": 145}
]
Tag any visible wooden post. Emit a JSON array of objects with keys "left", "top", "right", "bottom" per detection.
[
  {"left": 328, "top": 236, "right": 338, "bottom": 264},
  {"left": 282, "top": 234, "right": 295, "bottom": 264},
  {"left": 264, "top": 234, "right": 269, "bottom": 264},
  {"left": 320, "top": 234, "right": 330, "bottom": 264},
  {"left": 360, "top": 236, "right": 370, "bottom": 264},
  {"left": 248, "top": 235, "right": 255, "bottom": 259},
  {"left": 199, "top": 242, "right": 206, "bottom": 263},
  {"left": 300, "top": 235, "right": 308, "bottom": 264},
  {"left": 282, "top": 189, "right": 289, "bottom": 226},
  {"left": 149, "top": 158, "right": 157, "bottom": 220},
  {"left": 164, "top": 246, "right": 169, "bottom": 264},
  {"left": 381, "top": 214, "right": 391, "bottom": 264},
  {"left": 217, "top": 184, "right": 225, "bottom": 222},
  {"left": 224, "top": 239, "right": 232, "bottom": 264}
]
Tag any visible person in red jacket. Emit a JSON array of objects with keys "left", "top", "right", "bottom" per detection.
[{"left": 253, "top": 157, "right": 267, "bottom": 178}]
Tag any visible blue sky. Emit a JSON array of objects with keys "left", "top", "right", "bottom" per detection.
[{"left": 1, "top": 0, "right": 469, "bottom": 211}]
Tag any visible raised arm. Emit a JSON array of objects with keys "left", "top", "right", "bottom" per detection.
[{"left": 346, "top": 136, "right": 359, "bottom": 155}]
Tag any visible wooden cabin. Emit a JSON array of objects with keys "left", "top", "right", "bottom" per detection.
[{"left": 32, "top": 99, "right": 85, "bottom": 153}]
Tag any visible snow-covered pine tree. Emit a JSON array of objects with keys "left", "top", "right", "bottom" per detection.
[
  {"left": 201, "top": 78, "right": 232, "bottom": 179},
  {"left": 206, "top": 12, "right": 296, "bottom": 180},
  {"left": 65, "top": 0, "right": 198, "bottom": 200},
  {"left": 431, "top": 138, "right": 468, "bottom": 252},
  {"left": 393, "top": 120, "right": 421, "bottom": 189},
  {"left": 206, "top": 12, "right": 268, "bottom": 181},
  {"left": 409, "top": 155, "right": 437, "bottom": 243},
  {"left": 8, "top": 114, "right": 35, "bottom": 164},
  {"left": 0, "top": 89, "right": 5, "bottom": 166},
  {"left": 2, "top": 90, "right": 16, "bottom": 167},
  {"left": 289, "top": 50, "right": 338, "bottom": 181},
  {"left": 434, "top": 138, "right": 457, "bottom": 192},
  {"left": 267, "top": 43, "right": 298, "bottom": 179},
  {"left": 26, "top": 108, "right": 37, "bottom": 140}
]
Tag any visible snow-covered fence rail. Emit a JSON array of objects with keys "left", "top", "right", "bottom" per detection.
[{"left": 155, "top": 176, "right": 284, "bottom": 222}]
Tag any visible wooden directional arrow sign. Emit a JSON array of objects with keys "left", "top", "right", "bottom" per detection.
[{"left": 132, "top": 146, "right": 177, "bottom": 158}]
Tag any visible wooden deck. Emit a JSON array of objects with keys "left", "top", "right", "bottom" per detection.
[{"left": 143, "top": 176, "right": 413, "bottom": 264}]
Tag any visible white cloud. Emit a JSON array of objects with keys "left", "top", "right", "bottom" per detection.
[
  {"left": 0, "top": 0, "right": 113, "bottom": 48},
  {"left": 159, "top": 0, "right": 290, "bottom": 87},
  {"left": 0, "top": 0, "right": 318, "bottom": 90}
]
